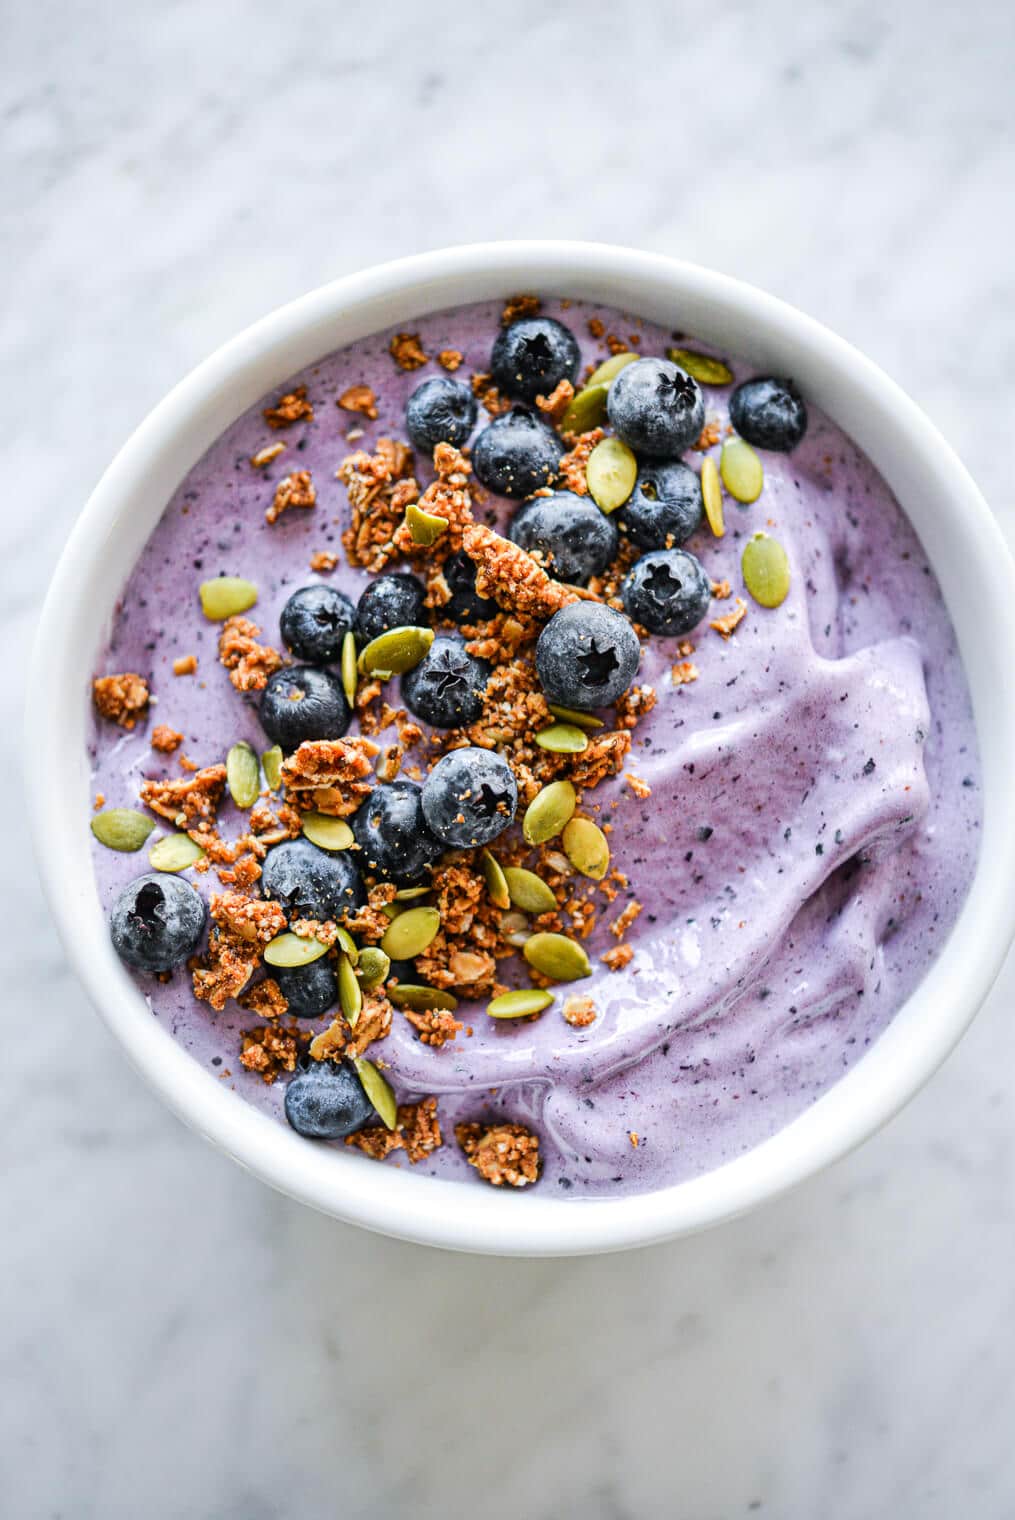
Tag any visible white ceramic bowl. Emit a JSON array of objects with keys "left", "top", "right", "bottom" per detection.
[{"left": 28, "top": 242, "right": 1015, "bottom": 1256}]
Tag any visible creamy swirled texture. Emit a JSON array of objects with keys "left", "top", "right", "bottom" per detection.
[{"left": 87, "top": 298, "right": 981, "bottom": 1197}]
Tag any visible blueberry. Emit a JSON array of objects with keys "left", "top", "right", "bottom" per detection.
[
  {"left": 261, "top": 836, "right": 364, "bottom": 922},
  {"left": 509, "top": 491, "right": 619, "bottom": 585},
  {"left": 442, "top": 550, "right": 497, "bottom": 625},
  {"left": 110, "top": 873, "right": 206, "bottom": 973},
  {"left": 421, "top": 746, "right": 518, "bottom": 848},
  {"left": 729, "top": 376, "right": 808, "bottom": 451},
  {"left": 259, "top": 666, "right": 350, "bottom": 750},
  {"left": 350, "top": 780, "right": 444, "bottom": 885},
  {"left": 406, "top": 376, "right": 478, "bottom": 453},
  {"left": 279, "top": 584, "right": 356, "bottom": 663},
  {"left": 607, "top": 357, "right": 705, "bottom": 458},
  {"left": 284, "top": 1059, "right": 375, "bottom": 1140},
  {"left": 354, "top": 574, "right": 427, "bottom": 645},
  {"left": 622, "top": 549, "right": 711, "bottom": 636},
  {"left": 536, "top": 602, "right": 640, "bottom": 710},
  {"left": 273, "top": 959, "right": 338, "bottom": 1019},
  {"left": 620, "top": 460, "right": 703, "bottom": 551},
  {"left": 401, "top": 634, "right": 491, "bottom": 729},
  {"left": 472, "top": 407, "right": 565, "bottom": 499},
  {"left": 490, "top": 316, "right": 581, "bottom": 403}
]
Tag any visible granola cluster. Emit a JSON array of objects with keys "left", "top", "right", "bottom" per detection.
[
  {"left": 455, "top": 1121, "right": 541, "bottom": 1187},
  {"left": 93, "top": 673, "right": 150, "bottom": 729}
]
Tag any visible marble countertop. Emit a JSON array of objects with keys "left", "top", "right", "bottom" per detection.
[{"left": 4, "top": 1, "right": 1015, "bottom": 1515}]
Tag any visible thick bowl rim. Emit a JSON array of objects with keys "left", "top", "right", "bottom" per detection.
[{"left": 27, "top": 241, "right": 1015, "bottom": 1256}]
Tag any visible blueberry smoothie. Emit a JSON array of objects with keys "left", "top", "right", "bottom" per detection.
[{"left": 86, "top": 296, "right": 981, "bottom": 1198}]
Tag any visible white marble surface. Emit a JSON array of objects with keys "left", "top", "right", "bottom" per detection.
[{"left": 4, "top": 1, "right": 1015, "bottom": 1514}]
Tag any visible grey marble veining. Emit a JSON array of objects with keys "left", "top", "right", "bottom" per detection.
[{"left": 3, "top": 0, "right": 1015, "bottom": 1515}]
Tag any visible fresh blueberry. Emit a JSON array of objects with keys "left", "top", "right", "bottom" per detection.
[
  {"left": 607, "top": 357, "right": 705, "bottom": 458},
  {"left": 279, "top": 584, "right": 356, "bottom": 663},
  {"left": 401, "top": 634, "right": 491, "bottom": 729},
  {"left": 509, "top": 491, "right": 619, "bottom": 585},
  {"left": 729, "top": 376, "right": 808, "bottom": 451},
  {"left": 261, "top": 836, "right": 364, "bottom": 922},
  {"left": 350, "top": 780, "right": 444, "bottom": 885},
  {"left": 620, "top": 460, "right": 703, "bottom": 551},
  {"left": 109, "top": 873, "right": 206, "bottom": 973},
  {"left": 622, "top": 549, "right": 711, "bottom": 636},
  {"left": 259, "top": 666, "right": 350, "bottom": 750},
  {"left": 472, "top": 407, "right": 565, "bottom": 499},
  {"left": 273, "top": 959, "right": 338, "bottom": 1019},
  {"left": 441, "top": 550, "right": 497, "bottom": 625},
  {"left": 354, "top": 573, "right": 427, "bottom": 645},
  {"left": 284, "top": 1059, "right": 375, "bottom": 1140},
  {"left": 421, "top": 746, "right": 518, "bottom": 848},
  {"left": 490, "top": 316, "right": 581, "bottom": 403},
  {"left": 406, "top": 376, "right": 478, "bottom": 453},
  {"left": 535, "top": 602, "right": 641, "bottom": 711}
]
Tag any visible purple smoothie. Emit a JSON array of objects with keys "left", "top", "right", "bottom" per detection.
[{"left": 86, "top": 298, "right": 981, "bottom": 1198}]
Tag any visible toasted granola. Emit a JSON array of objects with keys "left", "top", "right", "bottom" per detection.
[
  {"left": 93, "top": 673, "right": 150, "bottom": 729},
  {"left": 266, "top": 469, "right": 316, "bottom": 526},
  {"left": 694, "top": 420, "right": 722, "bottom": 451},
  {"left": 338, "top": 437, "right": 419, "bottom": 572},
  {"left": 346, "top": 1097, "right": 442, "bottom": 1164},
  {"left": 173, "top": 654, "right": 198, "bottom": 676},
  {"left": 437, "top": 349, "right": 463, "bottom": 372},
  {"left": 535, "top": 378, "right": 574, "bottom": 423},
  {"left": 210, "top": 891, "right": 286, "bottom": 945},
  {"left": 389, "top": 332, "right": 428, "bottom": 371},
  {"left": 278, "top": 738, "right": 376, "bottom": 815},
  {"left": 309, "top": 550, "right": 339, "bottom": 573},
  {"left": 151, "top": 724, "right": 183, "bottom": 753},
  {"left": 238, "top": 977, "right": 289, "bottom": 1020},
  {"left": 611, "top": 901, "right": 643, "bottom": 940},
  {"left": 337, "top": 384, "right": 379, "bottom": 419},
  {"left": 562, "top": 994, "right": 597, "bottom": 1028},
  {"left": 402, "top": 1006, "right": 465, "bottom": 1047},
  {"left": 671, "top": 661, "right": 699, "bottom": 686},
  {"left": 568, "top": 731, "right": 631, "bottom": 789},
  {"left": 140, "top": 764, "right": 226, "bottom": 828},
  {"left": 217, "top": 615, "right": 284, "bottom": 692},
  {"left": 614, "top": 684, "right": 656, "bottom": 731},
  {"left": 309, "top": 993, "right": 393, "bottom": 1062},
  {"left": 250, "top": 441, "right": 286, "bottom": 468},
  {"left": 263, "top": 385, "right": 313, "bottom": 429},
  {"left": 393, "top": 441, "right": 475, "bottom": 556},
  {"left": 455, "top": 1121, "right": 541, "bottom": 1187},
  {"left": 557, "top": 427, "right": 604, "bottom": 491},
  {"left": 239, "top": 1023, "right": 302, "bottom": 1082},
  {"left": 602, "top": 943, "right": 634, "bottom": 972},
  {"left": 501, "top": 293, "right": 541, "bottom": 325},
  {"left": 470, "top": 371, "right": 510, "bottom": 417},
  {"left": 463, "top": 524, "right": 578, "bottom": 621},
  {"left": 710, "top": 597, "right": 747, "bottom": 639}
]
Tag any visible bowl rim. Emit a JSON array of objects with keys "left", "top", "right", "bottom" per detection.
[{"left": 27, "top": 240, "right": 1015, "bottom": 1256}]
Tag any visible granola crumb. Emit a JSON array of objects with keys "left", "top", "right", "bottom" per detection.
[
  {"left": 625, "top": 772, "right": 652, "bottom": 800},
  {"left": 140, "top": 763, "right": 226, "bottom": 828},
  {"left": 338, "top": 437, "right": 419, "bottom": 572},
  {"left": 437, "top": 348, "right": 463, "bottom": 372},
  {"left": 562, "top": 994, "right": 597, "bottom": 1028},
  {"left": 92, "top": 673, "right": 150, "bottom": 730},
  {"left": 602, "top": 943, "right": 634, "bottom": 971},
  {"left": 151, "top": 724, "right": 183, "bottom": 753},
  {"left": 568, "top": 730, "right": 632, "bottom": 789},
  {"left": 587, "top": 317, "right": 605, "bottom": 338},
  {"left": 711, "top": 579, "right": 731, "bottom": 600},
  {"left": 710, "top": 597, "right": 748, "bottom": 639},
  {"left": 629, "top": 1131, "right": 640, "bottom": 1148},
  {"left": 250, "top": 441, "right": 286, "bottom": 469},
  {"left": 389, "top": 332, "right": 428, "bottom": 371},
  {"left": 266, "top": 468, "right": 316, "bottom": 526},
  {"left": 93, "top": 793, "right": 105, "bottom": 810},
  {"left": 671, "top": 660, "right": 699, "bottom": 685},
  {"left": 535, "top": 378, "right": 574, "bottom": 424},
  {"left": 694, "top": 420, "right": 722, "bottom": 451},
  {"left": 614, "top": 683, "right": 657, "bottom": 731},
  {"left": 238, "top": 977, "right": 289, "bottom": 1021},
  {"left": 470, "top": 371, "right": 511, "bottom": 417},
  {"left": 177, "top": 753, "right": 199, "bottom": 773},
  {"left": 611, "top": 900, "right": 643, "bottom": 939},
  {"left": 217, "top": 615, "right": 284, "bottom": 692},
  {"left": 455, "top": 1121, "right": 541, "bottom": 1187},
  {"left": 173, "top": 654, "right": 198, "bottom": 676},
  {"left": 402, "top": 1006, "right": 465, "bottom": 1047},
  {"left": 606, "top": 333, "right": 632, "bottom": 355},
  {"left": 337, "top": 384, "right": 379, "bottom": 420},
  {"left": 557, "top": 428, "right": 604, "bottom": 493},
  {"left": 463, "top": 523, "right": 578, "bottom": 620},
  {"left": 238, "top": 1022, "right": 301, "bottom": 1082},
  {"left": 310, "top": 550, "right": 339, "bottom": 573},
  {"left": 263, "top": 385, "right": 313, "bottom": 429},
  {"left": 501, "top": 293, "right": 541, "bottom": 326},
  {"left": 346, "top": 1097, "right": 443, "bottom": 1165},
  {"left": 278, "top": 738, "right": 376, "bottom": 815}
]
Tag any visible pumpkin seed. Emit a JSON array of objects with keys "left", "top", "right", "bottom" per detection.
[
  {"left": 503, "top": 867, "right": 557, "bottom": 915},
  {"left": 337, "top": 951, "right": 363, "bottom": 1025},
  {"left": 358, "top": 625, "right": 434, "bottom": 678},
  {"left": 535, "top": 723, "right": 588, "bottom": 754},
  {"left": 393, "top": 885, "right": 431, "bottom": 901},
  {"left": 264, "top": 931, "right": 330, "bottom": 967},
  {"left": 340, "top": 630, "right": 358, "bottom": 707},
  {"left": 90, "top": 809, "right": 156, "bottom": 852},
  {"left": 487, "top": 988, "right": 555, "bottom": 1019},
  {"left": 301, "top": 812, "right": 354, "bottom": 851},
  {"left": 380, "top": 905, "right": 441, "bottom": 960},
  {"left": 742, "top": 531, "right": 791, "bottom": 608},
  {"left": 586, "top": 436, "right": 637, "bottom": 513},
  {"left": 405, "top": 502, "right": 448, "bottom": 546},
  {"left": 226, "top": 741, "right": 260, "bottom": 809},
  {"left": 586, "top": 351, "right": 640, "bottom": 387},
  {"left": 199, "top": 576, "right": 258, "bottom": 621},
  {"left": 148, "top": 832, "right": 205, "bottom": 872},
  {"left": 501, "top": 909, "right": 531, "bottom": 949},
  {"left": 388, "top": 984, "right": 460, "bottom": 1012},
  {"left": 667, "top": 347, "right": 734, "bottom": 386},
  {"left": 523, "top": 931, "right": 592, "bottom": 982},
  {"left": 261, "top": 745, "right": 283, "bottom": 790},
  {"left": 699, "top": 455, "right": 725, "bottom": 539},
  {"left": 547, "top": 703, "right": 604, "bottom": 731},
  {"left": 335, "top": 926, "right": 358, "bottom": 963},
  {"left": 523, "top": 779, "right": 576, "bottom": 846},
  {"left": 562, "top": 816, "right": 610, "bottom": 880},
  {"left": 481, "top": 849, "right": 510, "bottom": 910},
  {"left": 356, "top": 947, "right": 390, "bottom": 990},
  {"left": 720, "top": 436, "right": 764, "bottom": 504},
  {"left": 559, "top": 382, "right": 609, "bottom": 436},
  {"left": 353, "top": 1057, "right": 397, "bottom": 1130}
]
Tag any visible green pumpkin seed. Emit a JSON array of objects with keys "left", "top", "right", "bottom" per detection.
[
  {"left": 380, "top": 905, "right": 441, "bottom": 960},
  {"left": 742, "top": 531, "right": 791, "bottom": 608},
  {"left": 487, "top": 988, "right": 555, "bottom": 1019},
  {"left": 353, "top": 1057, "right": 397, "bottom": 1130},
  {"left": 393, "top": 885, "right": 431, "bottom": 901},
  {"left": 226, "top": 741, "right": 261, "bottom": 809},
  {"left": 301, "top": 812, "right": 354, "bottom": 851},
  {"left": 586, "top": 351, "right": 640, "bottom": 387},
  {"left": 481, "top": 849, "right": 510, "bottom": 910},
  {"left": 405, "top": 502, "right": 448, "bottom": 546},
  {"left": 356, "top": 947, "right": 390, "bottom": 990},
  {"left": 523, "top": 931, "right": 592, "bottom": 982},
  {"left": 337, "top": 951, "right": 363, "bottom": 1025},
  {"left": 523, "top": 779, "right": 576, "bottom": 846},
  {"left": 586, "top": 437, "right": 637, "bottom": 513},
  {"left": 261, "top": 745, "right": 283, "bottom": 790},
  {"left": 199, "top": 576, "right": 258, "bottom": 621},
  {"left": 90, "top": 809, "right": 156, "bottom": 852},
  {"left": 263, "top": 932, "right": 330, "bottom": 967},
  {"left": 335, "top": 926, "right": 358, "bottom": 963},
  {"left": 380, "top": 903, "right": 402, "bottom": 921},
  {"left": 358, "top": 626, "right": 434, "bottom": 678},
  {"left": 340, "top": 630, "right": 358, "bottom": 707},
  {"left": 562, "top": 816, "right": 610, "bottom": 880},
  {"left": 503, "top": 867, "right": 557, "bottom": 916},
  {"left": 667, "top": 347, "right": 734, "bottom": 386},
  {"left": 388, "top": 984, "right": 460, "bottom": 1012},
  {"left": 559, "top": 383, "right": 609, "bottom": 436},
  {"left": 535, "top": 723, "right": 588, "bottom": 755},
  {"left": 148, "top": 832, "right": 205, "bottom": 872},
  {"left": 547, "top": 703, "right": 603, "bottom": 731},
  {"left": 720, "top": 436, "right": 764, "bottom": 504},
  {"left": 700, "top": 455, "right": 725, "bottom": 538}
]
